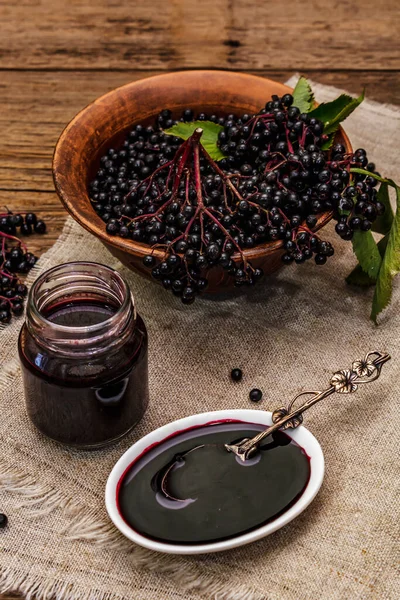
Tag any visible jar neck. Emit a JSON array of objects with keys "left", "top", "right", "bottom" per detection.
[{"left": 25, "top": 262, "right": 136, "bottom": 357}]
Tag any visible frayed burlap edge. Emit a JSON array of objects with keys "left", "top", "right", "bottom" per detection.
[
  {"left": 0, "top": 456, "right": 265, "bottom": 600},
  {"left": 0, "top": 567, "right": 264, "bottom": 600}
]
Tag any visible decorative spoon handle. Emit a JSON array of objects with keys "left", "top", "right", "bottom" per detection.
[{"left": 225, "top": 350, "right": 391, "bottom": 462}]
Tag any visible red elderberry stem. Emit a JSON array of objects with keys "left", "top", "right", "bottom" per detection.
[
  {"left": 192, "top": 131, "right": 244, "bottom": 261},
  {"left": 199, "top": 145, "right": 244, "bottom": 205},
  {"left": 0, "top": 270, "right": 14, "bottom": 279},
  {"left": 0, "top": 231, "right": 27, "bottom": 252},
  {"left": 284, "top": 126, "right": 294, "bottom": 154}
]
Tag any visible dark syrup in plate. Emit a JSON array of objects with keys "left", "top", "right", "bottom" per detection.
[{"left": 117, "top": 420, "right": 311, "bottom": 545}]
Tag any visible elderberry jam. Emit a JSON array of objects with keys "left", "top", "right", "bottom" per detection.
[
  {"left": 18, "top": 262, "right": 149, "bottom": 448},
  {"left": 117, "top": 421, "right": 310, "bottom": 544}
]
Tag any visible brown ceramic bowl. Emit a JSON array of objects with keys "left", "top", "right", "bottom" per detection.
[{"left": 53, "top": 70, "right": 352, "bottom": 292}]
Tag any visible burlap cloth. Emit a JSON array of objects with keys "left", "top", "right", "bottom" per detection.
[{"left": 0, "top": 78, "right": 399, "bottom": 600}]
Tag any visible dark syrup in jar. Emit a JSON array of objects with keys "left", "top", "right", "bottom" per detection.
[
  {"left": 18, "top": 297, "right": 148, "bottom": 447},
  {"left": 117, "top": 421, "right": 310, "bottom": 544}
]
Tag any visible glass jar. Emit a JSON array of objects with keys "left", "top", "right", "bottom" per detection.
[{"left": 18, "top": 262, "right": 149, "bottom": 448}]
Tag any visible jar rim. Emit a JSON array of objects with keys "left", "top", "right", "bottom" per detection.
[{"left": 28, "top": 261, "right": 133, "bottom": 338}]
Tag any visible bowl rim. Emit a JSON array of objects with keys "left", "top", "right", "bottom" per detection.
[
  {"left": 105, "top": 408, "right": 325, "bottom": 554},
  {"left": 53, "top": 70, "right": 350, "bottom": 262}
]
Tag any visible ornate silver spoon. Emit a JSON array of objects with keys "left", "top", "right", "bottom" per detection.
[{"left": 161, "top": 350, "right": 390, "bottom": 500}]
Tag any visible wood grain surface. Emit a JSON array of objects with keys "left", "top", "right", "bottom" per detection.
[{"left": 0, "top": 0, "right": 399, "bottom": 598}]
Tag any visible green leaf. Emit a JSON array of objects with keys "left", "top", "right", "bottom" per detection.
[
  {"left": 346, "top": 266, "right": 377, "bottom": 287},
  {"left": 309, "top": 91, "right": 364, "bottom": 135},
  {"left": 291, "top": 77, "right": 315, "bottom": 113},
  {"left": 310, "top": 93, "right": 353, "bottom": 122},
  {"left": 347, "top": 236, "right": 388, "bottom": 286},
  {"left": 372, "top": 182, "right": 394, "bottom": 235},
  {"left": 351, "top": 229, "right": 382, "bottom": 280},
  {"left": 163, "top": 120, "right": 226, "bottom": 161},
  {"left": 371, "top": 183, "right": 400, "bottom": 322}
]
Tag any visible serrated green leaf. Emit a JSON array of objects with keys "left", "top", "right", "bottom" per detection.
[
  {"left": 351, "top": 229, "right": 382, "bottom": 279},
  {"left": 346, "top": 267, "right": 377, "bottom": 287},
  {"left": 372, "top": 182, "right": 394, "bottom": 235},
  {"left": 309, "top": 93, "right": 353, "bottom": 122},
  {"left": 292, "top": 77, "right": 314, "bottom": 113},
  {"left": 163, "top": 120, "right": 226, "bottom": 161},
  {"left": 309, "top": 90, "right": 364, "bottom": 136},
  {"left": 371, "top": 183, "right": 400, "bottom": 322},
  {"left": 346, "top": 236, "right": 388, "bottom": 286}
]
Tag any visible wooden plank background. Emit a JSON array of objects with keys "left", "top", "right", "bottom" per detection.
[{"left": 0, "top": 0, "right": 399, "bottom": 598}]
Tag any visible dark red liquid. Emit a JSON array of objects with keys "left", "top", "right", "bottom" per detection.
[
  {"left": 117, "top": 421, "right": 310, "bottom": 544},
  {"left": 45, "top": 300, "right": 116, "bottom": 327},
  {"left": 18, "top": 299, "right": 148, "bottom": 447}
]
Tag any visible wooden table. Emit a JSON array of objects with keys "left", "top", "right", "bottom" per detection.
[{"left": 1, "top": 0, "right": 398, "bottom": 598}]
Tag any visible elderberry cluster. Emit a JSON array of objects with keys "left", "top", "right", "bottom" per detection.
[
  {"left": 0, "top": 212, "right": 46, "bottom": 236},
  {"left": 88, "top": 95, "right": 383, "bottom": 304},
  {"left": 0, "top": 211, "right": 46, "bottom": 324},
  {"left": 0, "top": 276, "right": 27, "bottom": 323}
]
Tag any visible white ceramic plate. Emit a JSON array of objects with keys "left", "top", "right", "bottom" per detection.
[{"left": 105, "top": 409, "right": 324, "bottom": 554}]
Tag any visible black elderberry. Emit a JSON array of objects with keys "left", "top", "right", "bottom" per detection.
[
  {"left": 9, "top": 247, "right": 23, "bottom": 263},
  {"left": 12, "top": 302, "right": 24, "bottom": 316},
  {"left": 167, "top": 254, "right": 180, "bottom": 270},
  {"left": 119, "top": 225, "right": 129, "bottom": 238},
  {"left": 291, "top": 215, "right": 302, "bottom": 227},
  {"left": 16, "top": 283, "right": 28, "bottom": 296},
  {"left": 361, "top": 219, "right": 372, "bottom": 231},
  {"left": 294, "top": 251, "right": 306, "bottom": 264},
  {"left": 143, "top": 254, "right": 156, "bottom": 269},
  {"left": 106, "top": 222, "right": 119, "bottom": 235},
  {"left": 249, "top": 388, "right": 263, "bottom": 402},
  {"left": 252, "top": 268, "right": 263, "bottom": 281},
  {"left": 206, "top": 243, "right": 221, "bottom": 262},
  {"left": 162, "top": 277, "right": 172, "bottom": 289},
  {"left": 339, "top": 198, "right": 354, "bottom": 212},
  {"left": 306, "top": 215, "right": 317, "bottom": 228},
  {"left": 315, "top": 254, "right": 327, "bottom": 265},
  {"left": 364, "top": 205, "right": 377, "bottom": 220},
  {"left": 218, "top": 252, "right": 231, "bottom": 268},
  {"left": 0, "top": 311, "right": 11, "bottom": 323},
  {"left": 196, "top": 277, "right": 208, "bottom": 291},
  {"left": 20, "top": 223, "right": 32, "bottom": 236},
  {"left": 175, "top": 240, "right": 188, "bottom": 253},
  {"left": 282, "top": 253, "right": 294, "bottom": 264},
  {"left": 181, "top": 286, "right": 196, "bottom": 305},
  {"left": 25, "top": 213, "right": 37, "bottom": 226},
  {"left": 11, "top": 214, "right": 23, "bottom": 227},
  {"left": 172, "top": 279, "right": 184, "bottom": 293},
  {"left": 17, "top": 261, "right": 29, "bottom": 273},
  {"left": 349, "top": 216, "right": 362, "bottom": 230},
  {"left": 335, "top": 222, "right": 349, "bottom": 236},
  {"left": 231, "top": 368, "right": 243, "bottom": 382},
  {"left": 281, "top": 94, "right": 293, "bottom": 107}
]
